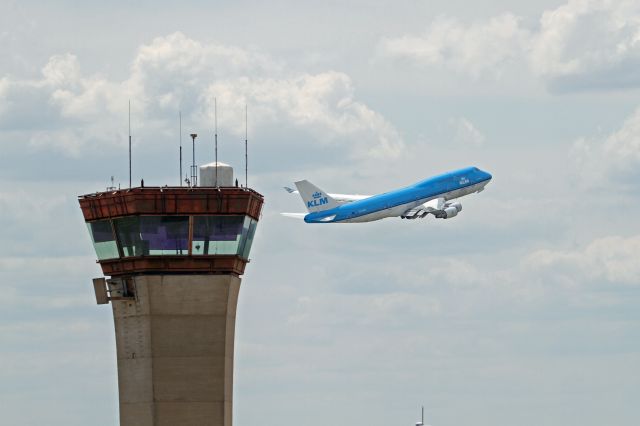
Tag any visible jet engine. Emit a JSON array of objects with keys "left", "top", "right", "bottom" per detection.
[
  {"left": 446, "top": 201, "right": 462, "bottom": 212},
  {"left": 435, "top": 206, "right": 459, "bottom": 219}
]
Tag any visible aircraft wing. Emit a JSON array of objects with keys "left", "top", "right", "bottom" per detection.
[
  {"left": 281, "top": 212, "right": 336, "bottom": 221},
  {"left": 401, "top": 198, "right": 463, "bottom": 219},
  {"left": 283, "top": 187, "right": 369, "bottom": 203},
  {"left": 401, "top": 198, "right": 444, "bottom": 218}
]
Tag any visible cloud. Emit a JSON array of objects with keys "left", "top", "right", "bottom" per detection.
[
  {"left": 203, "top": 73, "right": 403, "bottom": 158},
  {"left": 379, "top": 13, "right": 529, "bottom": 78},
  {"left": 259, "top": 226, "right": 640, "bottom": 336},
  {"left": 571, "top": 107, "right": 640, "bottom": 186},
  {"left": 0, "top": 32, "right": 403, "bottom": 159},
  {"left": 525, "top": 235, "right": 640, "bottom": 286},
  {"left": 449, "top": 117, "right": 485, "bottom": 146},
  {"left": 0, "top": 181, "right": 91, "bottom": 256},
  {"left": 531, "top": 0, "right": 640, "bottom": 91},
  {"left": 379, "top": 0, "right": 640, "bottom": 92}
]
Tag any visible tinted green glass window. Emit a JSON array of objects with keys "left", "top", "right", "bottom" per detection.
[
  {"left": 87, "top": 220, "right": 119, "bottom": 260},
  {"left": 114, "top": 216, "right": 189, "bottom": 257},
  {"left": 192, "top": 216, "right": 246, "bottom": 255},
  {"left": 239, "top": 218, "right": 257, "bottom": 259},
  {"left": 192, "top": 216, "right": 258, "bottom": 258}
]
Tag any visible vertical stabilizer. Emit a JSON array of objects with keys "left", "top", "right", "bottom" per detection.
[{"left": 294, "top": 180, "right": 340, "bottom": 213}]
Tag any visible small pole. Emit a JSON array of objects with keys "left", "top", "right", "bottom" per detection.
[
  {"left": 214, "top": 98, "right": 218, "bottom": 187},
  {"left": 128, "top": 100, "right": 132, "bottom": 188},
  {"left": 416, "top": 406, "right": 424, "bottom": 426},
  {"left": 190, "top": 133, "right": 198, "bottom": 187},
  {"left": 244, "top": 104, "right": 248, "bottom": 188},
  {"left": 179, "top": 111, "right": 183, "bottom": 187}
]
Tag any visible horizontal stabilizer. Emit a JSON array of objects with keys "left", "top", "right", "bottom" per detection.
[{"left": 281, "top": 212, "right": 307, "bottom": 220}]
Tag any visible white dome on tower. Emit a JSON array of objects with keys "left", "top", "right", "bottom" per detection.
[{"left": 199, "top": 162, "right": 234, "bottom": 187}]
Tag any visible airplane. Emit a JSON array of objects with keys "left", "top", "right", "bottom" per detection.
[{"left": 282, "top": 166, "right": 492, "bottom": 223}]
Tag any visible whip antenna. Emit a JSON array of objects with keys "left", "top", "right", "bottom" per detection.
[
  {"left": 128, "top": 100, "right": 132, "bottom": 188},
  {"left": 215, "top": 98, "right": 218, "bottom": 187},
  {"left": 244, "top": 104, "right": 248, "bottom": 188},
  {"left": 179, "top": 111, "right": 183, "bottom": 186}
]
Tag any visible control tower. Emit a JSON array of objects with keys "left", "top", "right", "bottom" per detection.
[{"left": 79, "top": 163, "right": 263, "bottom": 426}]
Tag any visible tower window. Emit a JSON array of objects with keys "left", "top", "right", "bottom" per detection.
[
  {"left": 86, "top": 220, "right": 119, "bottom": 260},
  {"left": 114, "top": 216, "right": 189, "bottom": 257}
]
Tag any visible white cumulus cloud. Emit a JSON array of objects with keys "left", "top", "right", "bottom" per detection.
[
  {"left": 571, "top": 107, "right": 640, "bottom": 185},
  {"left": 380, "top": 13, "right": 530, "bottom": 78},
  {"left": 525, "top": 235, "right": 640, "bottom": 286},
  {"left": 450, "top": 117, "right": 485, "bottom": 146},
  {"left": 531, "top": 0, "right": 640, "bottom": 91},
  {"left": 379, "top": 0, "right": 640, "bottom": 92},
  {"left": 0, "top": 32, "right": 403, "bottom": 159}
]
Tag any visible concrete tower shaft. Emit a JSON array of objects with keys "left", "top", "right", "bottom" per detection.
[
  {"left": 79, "top": 186, "right": 263, "bottom": 426},
  {"left": 113, "top": 275, "right": 240, "bottom": 425}
]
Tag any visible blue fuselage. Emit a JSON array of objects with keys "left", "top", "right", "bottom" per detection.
[{"left": 304, "top": 166, "right": 492, "bottom": 223}]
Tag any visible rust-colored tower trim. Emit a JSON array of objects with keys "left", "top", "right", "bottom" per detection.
[
  {"left": 79, "top": 186, "right": 263, "bottom": 222},
  {"left": 79, "top": 186, "right": 263, "bottom": 276}
]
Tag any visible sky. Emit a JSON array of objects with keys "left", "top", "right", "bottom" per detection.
[{"left": 1, "top": 0, "right": 639, "bottom": 425}]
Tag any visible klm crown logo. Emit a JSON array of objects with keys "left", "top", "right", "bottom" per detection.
[{"left": 308, "top": 191, "right": 329, "bottom": 208}]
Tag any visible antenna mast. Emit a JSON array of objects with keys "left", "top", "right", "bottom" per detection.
[
  {"left": 179, "top": 111, "right": 183, "bottom": 186},
  {"left": 128, "top": 100, "right": 132, "bottom": 188},
  {"left": 214, "top": 98, "right": 218, "bottom": 187},
  {"left": 244, "top": 104, "right": 248, "bottom": 188}
]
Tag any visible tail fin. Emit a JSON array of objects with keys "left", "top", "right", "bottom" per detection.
[{"left": 294, "top": 180, "right": 340, "bottom": 213}]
